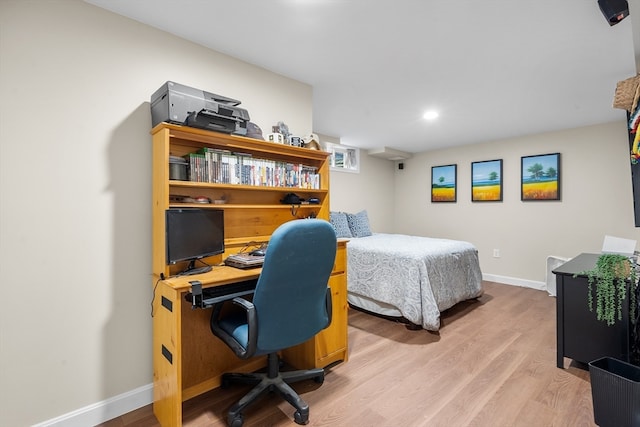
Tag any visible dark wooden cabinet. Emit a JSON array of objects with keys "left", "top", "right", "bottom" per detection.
[{"left": 554, "top": 253, "right": 631, "bottom": 369}]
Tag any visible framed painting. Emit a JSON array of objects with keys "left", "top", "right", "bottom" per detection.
[
  {"left": 521, "top": 153, "right": 561, "bottom": 201},
  {"left": 471, "top": 159, "right": 503, "bottom": 202},
  {"left": 431, "top": 164, "right": 457, "bottom": 202}
]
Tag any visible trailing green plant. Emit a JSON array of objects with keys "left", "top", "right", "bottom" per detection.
[{"left": 582, "top": 254, "right": 638, "bottom": 326}]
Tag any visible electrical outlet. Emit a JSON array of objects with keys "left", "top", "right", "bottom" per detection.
[{"left": 493, "top": 249, "right": 501, "bottom": 258}]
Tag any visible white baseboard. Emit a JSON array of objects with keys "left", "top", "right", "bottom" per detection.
[
  {"left": 32, "top": 383, "right": 153, "bottom": 427},
  {"left": 483, "top": 273, "right": 547, "bottom": 292}
]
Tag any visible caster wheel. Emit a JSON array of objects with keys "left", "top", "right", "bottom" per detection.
[
  {"left": 228, "top": 414, "right": 243, "bottom": 427},
  {"left": 313, "top": 373, "right": 324, "bottom": 384},
  {"left": 293, "top": 410, "right": 309, "bottom": 425}
]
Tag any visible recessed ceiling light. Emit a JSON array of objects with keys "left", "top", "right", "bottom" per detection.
[{"left": 423, "top": 110, "right": 439, "bottom": 120}]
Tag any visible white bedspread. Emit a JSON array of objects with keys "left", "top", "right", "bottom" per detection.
[{"left": 347, "top": 233, "right": 483, "bottom": 330}]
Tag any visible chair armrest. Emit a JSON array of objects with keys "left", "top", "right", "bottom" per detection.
[
  {"left": 230, "top": 296, "right": 255, "bottom": 311},
  {"left": 324, "top": 286, "right": 332, "bottom": 329},
  {"left": 210, "top": 297, "right": 258, "bottom": 359},
  {"left": 230, "top": 297, "right": 258, "bottom": 357}
]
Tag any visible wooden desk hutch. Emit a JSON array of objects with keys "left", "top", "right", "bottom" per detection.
[{"left": 150, "top": 123, "right": 348, "bottom": 427}]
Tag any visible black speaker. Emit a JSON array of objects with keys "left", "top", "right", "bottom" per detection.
[
  {"left": 598, "top": 0, "right": 629, "bottom": 26},
  {"left": 398, "top": 162, "right": 404, "bottom": 170}
]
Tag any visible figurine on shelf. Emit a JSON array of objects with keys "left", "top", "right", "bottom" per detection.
[
  {"left": 288, "top": 135, "right": 303, "bottom": 147},
  {"left": 304, "top": 133, "right": 321, "bottom": 150},
  {"left": 276, "top": 121, "right": 291, "bottom": 140},
  {"left": 267, "top": 123, "right": 285, "bottom": 144}
]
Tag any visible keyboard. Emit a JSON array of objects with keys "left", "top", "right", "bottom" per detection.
[
  {"left": 186, "top": 279, "right": 257, "bottom": 308},
  {"left": 224, "top": 253, "right": 264, "bottom": 269}
]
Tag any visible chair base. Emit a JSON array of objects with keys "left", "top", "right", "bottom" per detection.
[{"left": 222, "top": 353, "right": 325, "bottom": 427}]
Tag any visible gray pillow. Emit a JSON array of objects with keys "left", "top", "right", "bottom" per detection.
[
  {"left": 330, "top": 211, "right": 353, "bottom": 238},
  {"left": 346, "top": 210, "right": 372, "bottom": 237}
]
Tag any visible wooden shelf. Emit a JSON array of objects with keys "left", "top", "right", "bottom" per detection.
[
  {"left": 150, "top": 123, "right": 347, "bottom": 426},
  {"left": 170, "top": 180, "right": 328, "bottom": 194},
  {"left": 155, "top": 123, "right": 329, "bottom": 164},
  {"left": 169, "top": 203, "right": 323, "bottom": 209},
  {"left": 152, "top": 122, "right": 331, "bottom": 278}
]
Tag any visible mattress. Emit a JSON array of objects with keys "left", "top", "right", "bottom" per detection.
[{"left": 347, "top": 233, "right": 483, "bottom": 330}]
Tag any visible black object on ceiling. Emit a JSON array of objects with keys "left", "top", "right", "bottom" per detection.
[{"left": 598, "top": 0, "right": 629, "bottom": 26}]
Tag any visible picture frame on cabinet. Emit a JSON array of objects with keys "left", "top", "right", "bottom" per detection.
[
  {"left": 471, "top": 159, "right": 503, "bottom": 202},
  {"left": 521, "top": 153, "right": 561, "bottom": 201},
  {"left": 431, "top": 164, "right": 457, "bottom": 202}
]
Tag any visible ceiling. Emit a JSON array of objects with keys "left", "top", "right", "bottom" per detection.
[{"left": 86, "top": 0, "right": 638, "bottom": 154}]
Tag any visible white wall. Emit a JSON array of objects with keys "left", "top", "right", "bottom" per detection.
[
  {"left": 328, "top": 157, "right": 396, "bottom": 233},
  {"left": 317, "top": 133, "right": 396, "bottom": 233},
  {"left": 394, "top": 121, "right": 640, "bottom": 284},
  {"left": 0, "top": 1, "right": 312, "bottom": 425}
]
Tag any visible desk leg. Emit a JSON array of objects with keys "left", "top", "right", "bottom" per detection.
[{"left": 153, "top": 282, "right": 183, "bottom": 426}]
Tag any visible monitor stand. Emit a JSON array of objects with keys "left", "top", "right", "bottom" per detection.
[{"left": 179, "top": 260, "right": 212, "bottom": 276}]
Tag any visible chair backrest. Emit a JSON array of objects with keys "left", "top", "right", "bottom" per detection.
[{"left": 252, "top": 219, "right": 337, "bottom": 353}]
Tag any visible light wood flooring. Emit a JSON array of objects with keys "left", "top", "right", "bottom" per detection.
[{"left": 100, "top": 281, "right": 596, "bottom": 427}]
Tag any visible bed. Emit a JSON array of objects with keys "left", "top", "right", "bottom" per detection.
[
  {"left": 346, "top": 233, "right": 484, "bottom": 331},
  {"left": 330, "top": 210, "right": 483, "bottom": 330}
]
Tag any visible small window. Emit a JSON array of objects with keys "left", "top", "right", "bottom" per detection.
[{"left": 325, "top": 142, "right": 360, "bottom": 173}]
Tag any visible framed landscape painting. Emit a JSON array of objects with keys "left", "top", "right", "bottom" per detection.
[
  {"left": 521, "top": 153, "right": 561, "bottom": 201},
  {"left": 431, "top": 164, "right": 457, "bottom": 202},
  {"left": 471, "top": 159, "right": 503, "bottom": 202}
]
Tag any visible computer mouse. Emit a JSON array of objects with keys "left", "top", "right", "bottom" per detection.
[{"left": 250, "top": 249, "right": 265, "bottom": 257}]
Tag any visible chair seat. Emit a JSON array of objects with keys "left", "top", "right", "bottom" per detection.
[{"left": 218, "top": 314, "right": 250, "bottom": 349}]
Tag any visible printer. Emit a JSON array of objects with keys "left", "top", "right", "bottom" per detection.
[{"left": 150, "top": 81, "right": 250, "bottom": 135}]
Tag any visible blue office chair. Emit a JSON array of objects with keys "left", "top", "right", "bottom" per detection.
[{"left": 210, "top": 219, "right": 337, "bottom": 427}]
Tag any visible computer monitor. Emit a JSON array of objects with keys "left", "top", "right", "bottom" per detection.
[{"left": 166, "top": 208, "right": 224, "bottom": 274}]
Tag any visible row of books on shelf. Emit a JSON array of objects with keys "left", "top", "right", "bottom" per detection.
[{"left": 182, "top": 148, "right": 321, "bottom": 189}]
